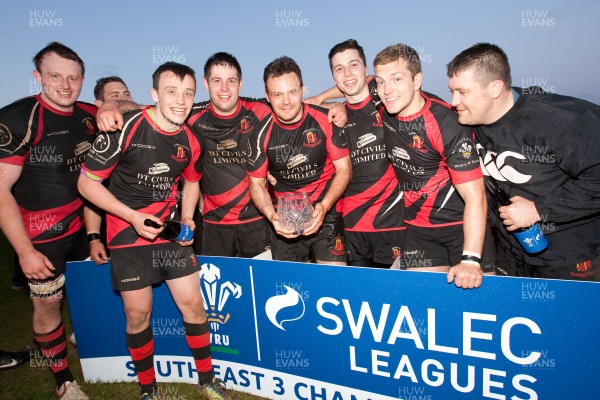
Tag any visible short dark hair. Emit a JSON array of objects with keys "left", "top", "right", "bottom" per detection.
[
  {"left": 446, "top": 43, "right": 512, "bottom": 88},
  {"left": 32, "top": 42, "right": 85, "bottom": 76},
  {"left": 373, "top": 43, "right": 422, "bottom": 78},
  {"left": 93, "top": 76, "right": 127, "bottom": 101},
  {"left": 263, "top": 56, "right": 303, "bottom": 91},
  {"left": 203, "top": 52, "right": 242, "bottom": 80},
  {"left": 152, "top": 62, "right": 196, "bottom": 90},
  {"left": 328, "top": 39, "right": 367, "bottom": 71}
]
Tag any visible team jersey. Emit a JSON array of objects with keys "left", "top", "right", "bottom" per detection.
[
  {"left": 187, "top": 98, "right": 271, "bottom": 225},
  {"left": 382, "top": 92, "right": 482, "bottom": 227},
  {"left": 82, "top": 109, "right": 201, "bottom": 249},
  {"left": 247, "top": 104, "right": 349, "bottom": 208},
  {"left": 341, "top": 80, "right": 405, "bottom": 232},
  {"left": 476, "top": 89, "right": 600, "bottom": 267},
  {"left": 0, "top": 95, "right": 97, "bottom": 243}
]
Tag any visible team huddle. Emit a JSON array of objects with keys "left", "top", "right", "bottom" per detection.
[{"left": 0, "top": 39, "right": 598, "bottom": 400}]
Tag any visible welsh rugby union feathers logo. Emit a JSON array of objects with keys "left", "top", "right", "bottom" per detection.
[{"left": 265, "top": 286, "right": 305, "bottom": 331}]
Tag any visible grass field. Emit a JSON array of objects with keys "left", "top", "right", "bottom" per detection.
[{"left": 0, "top": 233, "right": 270, "bottom": 400}]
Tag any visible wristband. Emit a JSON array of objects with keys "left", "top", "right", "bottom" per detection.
[
  {"left": 461, "top": 254, "right": 481, "bottom": 266},
  {"left": 87, "top": 232, "right": 102, "bottom": 242},
  {"left": 462, "top": 250, "right": 482, "bottom": 259}
]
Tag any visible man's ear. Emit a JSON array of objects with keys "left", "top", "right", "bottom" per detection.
[
  {"left": 413, "top": 72, "right": 423, "bottom": 92},
  {"left": 151, "top": 88, "right": 159, "bottom": 103},
  {"left": 489, "top": 79, "right": 505, "bottom": 100}
]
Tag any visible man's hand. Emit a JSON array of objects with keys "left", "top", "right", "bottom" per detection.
[
  {"left": 130, "top": 213, "right": 162, "bottom": 240},
  {"left": 447, "top": 263, "right": 483, "bottom": 289},
  {"left": 96, "top": 101, "right": 125, "bottom": 131},
  {"left": 302, "top": 203, "right": 326, "bottom": 236},
  {"left": 270, "top": 212, "right": 300, "bottom": 239},
  {"left": 328, "top": 102, "right": 347, "bottom": 128},
  {"left": 176, "top": 216, "right": 196, "bottom": 247},
  {"left": 19, "top": 249, "right": 55, "bottom": 281},
  {"left": 89, "top": 240, "right": 109, "bottom": 264},
  {"left": 499, "top": 196, "right": 541, "bottom": 231}
]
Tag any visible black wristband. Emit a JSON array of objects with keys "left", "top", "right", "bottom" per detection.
[
  {"left": 461, "top": 254, "right": 482, "bottom": 264},
  {"left": 87, "top": 232, "right": 102, "bottom": 242}
]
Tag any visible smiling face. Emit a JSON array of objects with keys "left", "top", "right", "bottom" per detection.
[
  {"left": 151, "top": 71, "right": 196, "bottom": 131},
  {"left": 33, "top": 52, "right": 84, "bottom": 112},
  {"left": 374, "top": 58, "right": 423, "bottom": 117},
  {"left": 265, "top": 72, "right": 304, "bottom": 124},
  {"left": 203, "top": 64, "right": 242, "bottom": 116},
  {"left": 448, "top": 67, "right": 497, "bottom": 125},
  {"left": 331, "top": 49, "right": 369, "bottom": 103}
]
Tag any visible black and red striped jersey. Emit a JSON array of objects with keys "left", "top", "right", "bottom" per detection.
[
  {"left": 247, "top": 104, "right": 349, "bottom": 209},
  {"left": 382, "top": 92, "right": 482, "bottom": 227},
  {"left": 341, "top": 81, "right": 405, "bottom": 232},
  {"left": 187, "top": 98, "right": 271, "bottom": 225},
  {"left": 0, "top": 95, "right": 98, "bottom": 243},
  {"left": 82, "top": 109, "right": 201, "bottom": 249}
]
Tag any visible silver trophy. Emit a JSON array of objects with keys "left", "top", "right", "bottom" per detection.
[{"left": 277, "top": 192, "right": 314, "bottom": 234}]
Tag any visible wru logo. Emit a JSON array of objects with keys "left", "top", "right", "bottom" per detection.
[{"left": 199, "top": 263, "right": 242, "bottom": 331}]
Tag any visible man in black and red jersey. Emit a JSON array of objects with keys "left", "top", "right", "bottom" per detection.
[
  {"left": 78, "top": 62, "right": 230, "bottom": 400},
  {"left": 247, "top": 56, "right": 352, "bottom": 265},
  {"left": 447, "top": 43, "right": 600, "bottom": 281},
  {"left": 186, "top": 52, "right": 273, "bottom": 258},
  {"left": 306, "top": 39, "right": 406, "bottom": 268},
  {"left": 0, "top": 42, "right": 95, "bottom": 400},
  {"left": 374, "top": 43, "right": 492, "bottom": 289}
]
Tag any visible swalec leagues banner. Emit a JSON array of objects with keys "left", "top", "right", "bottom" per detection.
[{"left": 65, "top": 257, "right": 599, "bottom": 400}]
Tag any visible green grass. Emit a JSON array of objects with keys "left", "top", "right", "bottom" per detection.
[{"left": 0, "top": 233, "right": 270, "bottom": 400}]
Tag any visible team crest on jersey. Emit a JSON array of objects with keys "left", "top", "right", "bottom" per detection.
[
  {"left": 411, "top": 133, "right": 425, "bottom": 150},
  {"left": 330, "top": 235, "right": 345, "bottom": 256},
  {"left": 0, "top": 123, "right": 12, "bottom": 147},
  {"left": 374, "top": 112, "right": 382, "bottom": 126},
  {"left": 303, "top": 129, "right": 322, "bottom": 147},
  {"left": 459, "top": 142, "right": 473, "bottom": 158},
  {"left": 171, "top": 145, "right": 188, "bottom": 162},
  {"left": 392, "top": 247, "right": 402, "bottom": 259},
  {"left": 82, "top": 117, "right": 97, "bottom": 135},
  {"left": 238, "top": 117, "right": 253, "bottom": 134}
]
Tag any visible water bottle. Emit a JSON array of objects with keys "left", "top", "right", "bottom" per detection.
[
  {"left": 487, "top": 180, "right": 548, "bottom": 254},
  {"left": 143, "top": 219, "right": 194, "bottom": 242}
]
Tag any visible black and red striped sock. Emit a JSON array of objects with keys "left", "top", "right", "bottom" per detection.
[
  {"left": 126, "top": 326, "right": 156, "bottom": 394},
  {"left": 34, "top": 321, "right": 73, "bottom": 388},
  {"left": 184, "top": 321, "right": 214, "bottom": 385}
]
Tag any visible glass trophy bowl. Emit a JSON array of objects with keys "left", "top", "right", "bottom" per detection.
[{"left": 277, "top": 192, "right": 314, "bottom": 234}]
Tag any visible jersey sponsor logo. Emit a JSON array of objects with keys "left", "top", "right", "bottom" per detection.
[
  {"left": 216, "top": 139, "right": 237, "bottom": 150},
  {"left": 74, "top": 141, "right": 92, "bottom": 157},
  {"left": 92, "top": 133, "right": 111, "bottom": 153},
  {"left": 0, "top": 123, "right": 12, "bottom": 147},
  {"left": 477, "top": 143, "right": 532, "bottom": 184},
  {"left": 356, "top": 133, "right": 377, "bottom": 148},
  {"left": 392, "top": 146, "right": 410, "bottom": 160},
  {"left": 148, "top": 162, "right": 170, "bottom": 175},
  {"left": 82, "top": 117, "right": 97, "bottom": 135},
  {"left": 130, "top": 143, "right": 157, "bottom": 150},
  {"left": 303, "top": 129, "right": 322, "bottom": 147},
  {"left": 286, "top": 153, "right": 308, "bottom": 169},
  {"left": 47, "top": 129, "right": 69, "bottom": 137}
]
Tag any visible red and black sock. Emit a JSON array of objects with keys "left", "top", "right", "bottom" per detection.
[
  {"left": 34, "top": 321, "right": 73, "bottom": 389},
  {"left": 184, "top": 321, "right": 214, "bottom": 385},
  {"left": 126, "top": 326, "right": 156, "bottom": 394}
]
